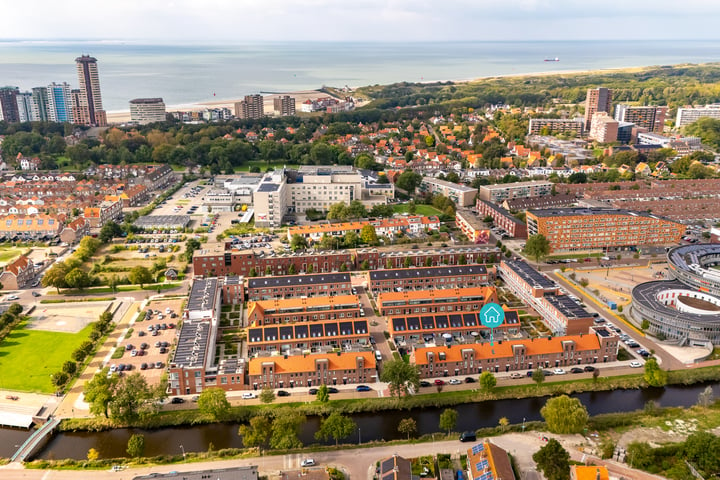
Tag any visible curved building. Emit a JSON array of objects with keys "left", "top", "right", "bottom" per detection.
[{"left": 630, "top": 244, "right": 720, "bottom": 345}]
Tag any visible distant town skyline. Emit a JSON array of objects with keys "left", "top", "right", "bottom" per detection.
[{"left": 2, "top": 0, "right": 720, "bottom": 42}]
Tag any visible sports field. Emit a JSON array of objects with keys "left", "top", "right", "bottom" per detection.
[{"left": 0, "top": 322, "right": 93, "bottom": 393}]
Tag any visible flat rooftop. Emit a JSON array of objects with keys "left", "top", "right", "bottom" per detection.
[
  {"left": 481, "top": 180, "right": 552, "bottom": 191},
  {"left": 501, "top": 260, "right": 556, "bottom": 290},
  {"left": 133, "top": 466, "right": 257, "bottom": 480},
  {"left": 369, "top": 265, "right": 487, "bottom": 281},
  {"left": 422, "top": 177, "right": 476, "bottom": 192},
  {"left": 187, "top": 278, "right": 219, "bottom": 312},
  {"left": 528, "top": 208, "right": 666, "bottom": 221},
  {"left": 171, "top": 319, "right": 210, "bottom": 369},
  {"left": 545, "top": 294, "right": 593, "bottom": 319},
  {"left": 248, "top": 272, "right": 350, "bottom": 288},
  {"left": 134, "top": 215, "right": 191, "bottom": 228}
]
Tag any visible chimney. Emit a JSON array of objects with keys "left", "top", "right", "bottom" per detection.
[{"left": 595, "top": 469, "right": 601, "bottom": 480}]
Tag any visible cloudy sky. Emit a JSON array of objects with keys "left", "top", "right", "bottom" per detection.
[{"left": 2, "top": 0, "right": 720, "bottom": 42}]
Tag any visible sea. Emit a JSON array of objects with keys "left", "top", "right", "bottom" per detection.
[{"left": 2, "top": 40, "right": 720, "bottom": 112}]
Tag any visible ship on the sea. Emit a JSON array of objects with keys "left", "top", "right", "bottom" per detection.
[{"left": 544, "top": 57, "right": 560, "bottom": 62}]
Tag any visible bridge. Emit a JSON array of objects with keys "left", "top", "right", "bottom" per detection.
[{"left": 10, "top": 416, "right": 61, "bottom": 463}]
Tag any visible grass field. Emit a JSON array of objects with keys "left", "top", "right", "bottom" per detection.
[
  {"left": 392, "top": 204, "right": 442, "bottom": 216},
  {"left": 0, "top": 321, "right": 93, "bottom": 393},
  {"left": 0, "top": 246, "right": 24, "bottom": 265}
]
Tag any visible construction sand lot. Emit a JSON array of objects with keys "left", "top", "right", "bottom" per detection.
[
  {"left": 564, "top": 263, "right": 667, "bottom": 308},
  {"left": 26, "top": 301, "right": 113, "bottom": 333}
]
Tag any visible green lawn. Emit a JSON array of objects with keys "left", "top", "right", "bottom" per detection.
[
  {"left": 392, "top": 204, "right": 442, "bottom": 216},
  {"left": 0, "top": 322, "right": 93, "bottom": 393},
  {"left": 0, "top": 247, "right": 23, "bottom": 264}
]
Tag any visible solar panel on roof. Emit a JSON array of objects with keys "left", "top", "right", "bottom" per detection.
[{"left": 471, "top": 443, "right": 485, "bottom": 454}]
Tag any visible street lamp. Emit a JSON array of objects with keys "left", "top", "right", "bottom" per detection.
[
  {"left": 179, "top": 444, "right": 186, "bottom": 461},
  {"left": 358, "top": 427, "right": 362, "bottom": 444},
  {"left": 522, "top": 417, "right": 526, "bottom": 432}
]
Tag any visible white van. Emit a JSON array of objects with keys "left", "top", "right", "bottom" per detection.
[{"left": 242, "top": 392, "right": 257, "bottom": 399}]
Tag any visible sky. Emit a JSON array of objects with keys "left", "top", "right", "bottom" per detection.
[{"left": 2, "top": 0, "right": 720, "bottom": 42}]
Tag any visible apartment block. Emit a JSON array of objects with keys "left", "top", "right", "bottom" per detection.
[
  {"left": 614, "top": 104, "right": 667, "bottom": 133},
  {"left": 273, "top": 95, "right": 296, "bottom": 116},
  {"left": 377, "top": 286, "right": 498, "bottom": 316},
  {"left": 478, "top": 180, "right": 552, "bottom": 204},
  {"left": 47, "top": 82, "right": 73, "bottom": 123},
  {"left": 16, "top": 91, "right": 35, "bottom": 123},
  {"left": 368, "top": 265, "right": 492, "bottom": 294},
  {"left": 676, "top": 104, "right": 720, "bottom": 127},
  {"left": 499, "top": 259, "right": 595, "bottom": 335},
  {"left": 75, "top": 55, "right": 106, "bottom": 126},
  {"left": 129, "top": 98, "right": 167, "bottom": 124},
  {"left": 476, "top": 200, "right": 528, "bottom": 239},
  {"left": 0, "top": 87, "right": 20, "bottom": 123},
  {"left": 526, "top": 208, "right": 685, "bottom": 253},
  {"left": 411, "top": 326, "right": 618, "bottom": 378},
  {"left": 527, "top": 118, "right": 584, "bottom": 136},
  {"left": 357, "top": 246, "right": 498, "bottom": 271},
  {"left": 247, "top": 319, "right": 370, "bottom": 354},
  {"left": 192, "top": 242, "right": 353, "bottom": 277},
  {"left": 389, "top": 308, "right": 520, "bottom": 346},
  {"left": 419, "top": 177, "right": 477, "bottom": 206},
  {"left": 588, "top": 112, "right": 619, "bottom": 143},
  {"left": 248, "top": 351, "right": 376, "bottom": 389},
  {"left": 234, "top": 94, "right": 264, "bottom": 119},
  {"left": 247, "top": 272, "right": 352, "bottom": 300},
  {"left": 0, "top": 214, "right": 63, "bottom": 239},
  {"left": 455, "top": 209, "right": 490, "bottom": 244},
  {"left": 584, "top": 87, "right": 613, "bottom": 130},
  {"left": 247, "top": 295, "right": 361, "bottom": 326}
]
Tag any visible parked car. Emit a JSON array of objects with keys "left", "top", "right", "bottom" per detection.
[
  {"left": 459, "top": 431, "right": 477, "bottom": 443},
  {"left": 509, "top": 372, "right": 524, "bottom": 379},
  {"left": 448, "top": 379, "right": 462, "bottom": 385},
  {"left": 583, "top": 365, "right": 596, "bottom": 372},
  {"left": 171, "top": 397, "right": 184, "bottom": 404},
  {"left": 32, "top": 291, "right": 41, "bottom": 297},
  {"left": 553, "top": 368, "right": 567, "bottom": 375},
  {"left": 570, "top": 367, "right": 584, "bottom": 374},
  {"left": 242, "top": 392, "right": 257, "bottom": 399},
  {"left": 308, "top": 388, "right": 319, "bottom": 395},
  {"left": 420, "top": 381, "right": 431, "bottom": 387},
  {"left": 327, "top": 387, "right": 339, "bottom": 394},
  {"left": 301, "top": 459, "right": 316, "bottom": 467},
  {"left": 355, "top": 385, "right": 372, "bottom": 392},
  {"left": 277, "top": 390, "right": 291, "bottom": 397},
  {"left": 629, "top": 361, "right": 643, "bottom": 368},
  {"left": 464, "top": 377, "right": 476, "bottom": 383},
  {"left": 434, "top": 379, "right": 445, "bottom": 386}
]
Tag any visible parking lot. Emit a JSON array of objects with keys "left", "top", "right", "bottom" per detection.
[{"left": 109, "top": 298, "right": 184, "bottom": 386}]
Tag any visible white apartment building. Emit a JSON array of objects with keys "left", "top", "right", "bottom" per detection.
[
  {"left": 129, "top": 98, "right": 166, "bottom": 124},
  {"left": 676, "top": 104, "right": 720, "bottom": 127},
  {"left": 253, "top": 167, "right": 393, "bottom": 228}
]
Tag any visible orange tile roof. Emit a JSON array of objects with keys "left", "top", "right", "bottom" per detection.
[
  {"left": 572, "top": 466, "right": 609, "bottom": 480},
  {"left": 413, "top": 333, "right": 600, "bottom": 366},
  {"left": 248, "top": 351, "right": 376, "bottom": 375},
  {"left": 249, "top": 294, "right": 360, "bottom": 311},
  {"left": 378, "top": 286, "right": 497, "bottom": 304}
]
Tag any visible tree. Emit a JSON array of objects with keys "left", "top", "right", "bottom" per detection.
[
  {"left": 51, "top": 371, "right": 69, "bottom": 388},
  {"left": 290, "top": 234, "right": 308, "bottom": 252},
  {"left": 65, "top": 268, "right": 91, "bottom": 291},
  {"left": 62, "top": 360, "right": 77, "bottom": 376},
  {"left": 269, "top": 408, "right": 306, "bottom": 450},
  {"left": 108, "top": 372, "right": 158, "bottom": 423},
  {"left": 259, "top": 387, "right": 276, "bottom": 404},
  {"left": 532, "top": 368, "right": 545, "bottom": 388},
  {"left": 99, "top": 221, "right": 123, "bottom": 243},
  {"left": 360, "top": 224, "right": 379, "bottom": 245},
  {"left": 498, "top": 417, "right": 509, "bottom": 432},
  {"left": 532, "top": 438, "right": 570, "bottom": 480},
  {"left": 439, "top": 408, "right": 458, "bottom": 435},
  {"left": 626, "top": 441, "right": 654, "bottom": 470},
  {"left": 685, "top": 431, "right": 720, "bottom": 474},
  {"left": 87, "top": 448, "right": 100, "bottom": 461},
  {"left": 479, "top": 371, "right": 497, "bottom": 392},
  {"left": 643, "top": 357, "right": 667, "bottom": 387},
  {"left": 347, "top": 200, "right": 368, "bottom": 220},
  {"left": 398, "top": 417, "right": 417, "bottom": 440},
  {"left": 396, "top": 170, "right": 422, "bottom": 192},
  {"left": 315, "top": 411, "right": 356, "bottom": 446},
  {"left": 126, "top": 433, "right": 145, "bottom": 458},
  {"left": 42, "top": 262, "right": 70, "bottom": 293},
  {"left": 239, "top": 415, "right": 271, "bottom": 448},
  {"left": 541, "top": 395, "right": 589, "bottom": 434},
  {"left": 343, "top": 231, "right": 359, "bottom": 248},
  {"left": 288, "top": 263, "right": 297, "bottom": 275},
  {"left": 83, "top": 369, "right": 119, "bottom": 418},
  {"left": 128, "top": 266, "right": 152, "bottom": 288},
  {"left": 327, "top": 202, "right": 350, "bottom": 221},
  {"left": 316, "top": 384, "right": 330, "bottom": 403},
  {"left": 525, "top": 234, "right": 551, "bottom": 263},
  {"left": 380, "top": 359, "right": 421, "bottom": 398},
  {"left": 697, "top": 385, "right": 714, "bottom": 407},
  {"left": 198, "top": 387, "right": 231, "bottom": 420}
]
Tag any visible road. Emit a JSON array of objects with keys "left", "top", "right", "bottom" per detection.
[{"left": 0, "top": 431, "right": 664, "bottom": 480}]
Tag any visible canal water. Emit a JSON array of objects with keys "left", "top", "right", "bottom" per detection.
[{"left": 4, "top": 382, "right": 718, "bottom": 460}]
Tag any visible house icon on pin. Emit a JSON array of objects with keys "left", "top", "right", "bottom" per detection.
[{"left": 480, "top": 303, "right": 505, "bottom": 327}]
